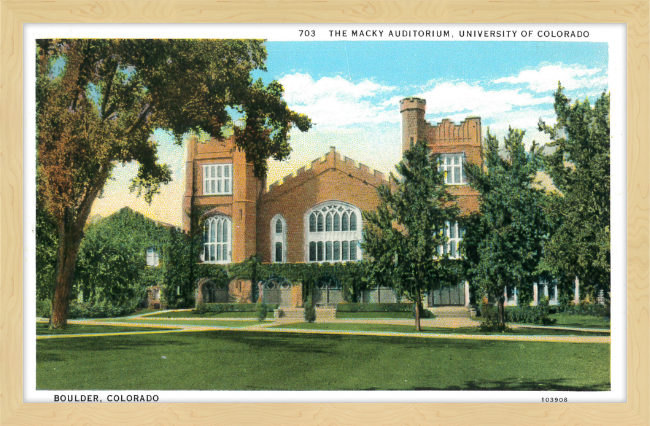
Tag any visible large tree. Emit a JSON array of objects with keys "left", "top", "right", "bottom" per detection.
[
  {"left": 362, "top": 140, "right": 460, "bottom": 331},
  {"left": 36, "top": 39, "right": 311, "bottom": 328},
  {"left": 538, "top": 85, "right": 610, "bottom": 297},
  {"left": 462, "top": 128, "right": 548, "bottom": 327}
]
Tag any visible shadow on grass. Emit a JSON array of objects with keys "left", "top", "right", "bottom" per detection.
[
  {"left": 210, "top": 330, "right": 508, "bottom": 353},
  {"left": 209, "top": 330, "right": 339, "bottom": 355},
  {"left": 412, "top": 378, "right": 611, "bottom": 391}
]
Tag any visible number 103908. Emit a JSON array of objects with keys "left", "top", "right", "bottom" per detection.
[{"left": 542, "top": 397, "right": 568, "bottom": 402}]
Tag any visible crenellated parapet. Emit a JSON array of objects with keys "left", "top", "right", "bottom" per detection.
[
  {"left": 264, "top": 146, "right": 390, "bottom": 200},
  {"left": 425, "top": 117, "right": 482, "bottom": 147}
]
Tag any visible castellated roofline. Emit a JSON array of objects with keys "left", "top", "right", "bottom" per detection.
[
  {"left": 399, "top": 97, "right": 427, "bottom": 112},
  {"left": 429, "top": 116, "right": 481, "bottom": 127},
  {"left": 265, "top": 147, "right": 389, "bottom": 196}
]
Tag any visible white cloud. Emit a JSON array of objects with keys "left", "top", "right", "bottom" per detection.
[
  {"left": 279, "top": 73, "right": 399, "bottom": 129},
  {"left": 492, "top": 64, "right": 607, "bottom": 93},
  {"left": 414, "top": 81, "right": 554, "bottom": 120}
]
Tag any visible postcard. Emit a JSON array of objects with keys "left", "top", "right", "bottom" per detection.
[{"left": 24, "top": 23, "right": 626, "bottom": 404}]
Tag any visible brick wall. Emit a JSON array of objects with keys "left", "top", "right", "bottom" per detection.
[{"left": 256, "top": 147, "right": 389, "bottom": 263}]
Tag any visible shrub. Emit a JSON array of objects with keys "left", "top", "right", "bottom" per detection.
[
  {"left": 194, "top": 302, "right": 208, "bottom": 314},
  {"left": 412, "top": 304, "right": 435, "bottom": 319},
  {"left": 36, "top": 300, "right": 52, "bottom": 318},
  {"left": 478, "top": 303, "right": 509, "bottom": 332},
  {"left": 336, "top": 303, "right": 413, "bottom": 313},
  {"left": 256, "top": 301, "right": 268, "bottom": 322},
  {"left": 193, "top": 303, "right": 279, "bottom": 314},
  {"left": 68, "top": 300, "right": 137, "bottom": 319},
  {"left": 304, "top": 296, "right": 316, "bottom": 323}
]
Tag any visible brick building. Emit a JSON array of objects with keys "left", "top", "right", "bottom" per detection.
[{"left": 184, "top": 97, "right": 499, "bottom": 308}]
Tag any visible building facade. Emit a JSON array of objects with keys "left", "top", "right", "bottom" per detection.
[{"left": 183, "top": 97, "right": 528, "bottom": 308}]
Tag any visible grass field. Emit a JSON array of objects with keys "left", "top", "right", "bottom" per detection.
[
  {"left": 100, "top": 319, "right": 262, "bottom": 327},
  {"left": 335, "top": 311, "right": 415, "bottom": 319},
  {"left": 36, "top": 323, "right": 173, "bottom": 335},
  {"left": 547, "top": 314, "right": 610, "bottom": 329},
  {"left": 145, "top": 311, "right": 261, "bottom": 319},
  {"left": 36, "top": 330, "right": 610, "bottom": 391},
  {"left": 272, "top": 322, "right": 610, "bottom": 336}
]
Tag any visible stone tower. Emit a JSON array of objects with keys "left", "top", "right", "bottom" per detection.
[{"left": 399, "top": 97, "right": 427, "bottom": 154}]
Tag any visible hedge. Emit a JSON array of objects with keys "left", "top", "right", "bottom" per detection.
[
  {"left": 504, "top": 305, "right": 555, "bottom": 325},
  {"left": 68, "top": 300, "right": 138, "bottom": 319},
  {"left": 195, "top": 303, "right": 280, "bottom": 314},
  {"left": 37, "top": 300, "right": 138, "bottom": 319},
  {"left": 557, "top": 303, "right": 609, "bottom": 317},
  {"left": 337, "top": 303, "right": 413, "bottom": 313}
]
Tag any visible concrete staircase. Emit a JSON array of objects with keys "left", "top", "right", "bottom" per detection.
[
  {"left": 274, "top": 308, "right": 337, "bottom": 323},
  {"left": 429, "top": 306, "right": 472, "bottom": 318}
]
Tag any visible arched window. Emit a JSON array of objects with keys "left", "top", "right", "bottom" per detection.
[
  {"left": 305, "top": 201, "right": 362, "bottom": 263},
  {"left": 203, "top": 215, "right": 231, "bottom": 264},
  {"left": 271, "top": 215, "right": 286, "bottom": 263}
]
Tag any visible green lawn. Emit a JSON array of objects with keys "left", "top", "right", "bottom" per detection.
[
  {"left": 144, "top": 311, "right": 261, "bottom": 319},
  {"left": 336, "top": 312, "right": 414, "bottom": 319},
  {"left": 102, "top": 319, "right": 261, "bottom": 327},
  {"left": 36, "top": 323, "right": 173, "bottom": 335},
  {"left": 36, "top": 330, "right": 610, "bottom": 391},
  {"left": 272, "top": 322, "right": 610, "bottom": 336},
  {"left": 547, "top": 314, "right": 610, "bottom": 329}
]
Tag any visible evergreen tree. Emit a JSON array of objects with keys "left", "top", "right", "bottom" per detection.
[
  {"left": 462, "top": 128, "right": 548, "bottom": 327},
  {"left": 36, "top": 39, "right": 311, "bottom": 328},
  {"left": 363, "top": 140, "right": 459, "bottom": 331},
  {"left": 538, "top": 84, "right": 610, "bottom": 298}
]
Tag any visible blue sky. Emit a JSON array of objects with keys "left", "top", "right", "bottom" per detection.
[{"left": 91, "top": 41, "right": 609, "bottom": 226}]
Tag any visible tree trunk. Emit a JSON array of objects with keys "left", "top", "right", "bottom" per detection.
[
  {"left": 414, "top": 289, "right": 422, "bottom": 332},
  {"left": 50, "top": 212, "right": 85, "bottom": 329},
  {"left": 497, "top": 294, "right": 505, "bottom": 327}
]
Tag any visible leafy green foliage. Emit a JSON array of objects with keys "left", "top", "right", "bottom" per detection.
[
  {"left": 304, "top": 296, "right": 316, "bottom": 323},
  {"left": 73, "top": 207, "right": 170, "bottom": 306},
  {"left": 67, "top": 300, "right": 138, "bottom": 319},
  {"left": 37, "top": 300, "right": 52, "bottom": 318},
  {"left": 36, "top": 195, "right": 59, "bottom": 301},
  {"left": 362, "top": 140, "right": 460, "bottom": 330},
  {"left": 256, "top": 301, "right": 268, "bottom": 322},
  {"left": 462, "top": 128, "right": 549, "bottom": 325},
  {"left": 193, "top": 303, "right": 279, "bottom": 314},
  {"left": 36, "top": 39, "right": 311, "bottom": 327},
  {"left": 538, "top": 84, "right": 610, "bottom": 295}
]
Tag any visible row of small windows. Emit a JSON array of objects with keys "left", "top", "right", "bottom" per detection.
[
  {"left": 203, "top": 164, "right": 232, "bottom": 195},
  {"left": 204, "top": 216, "right": 461, "bottom": 263},
  {"left": 309, "top": 210, "right": 357, "bottom": 232},
  {"left": 309, "top": 241, "right": 358, "bottom": 262}
]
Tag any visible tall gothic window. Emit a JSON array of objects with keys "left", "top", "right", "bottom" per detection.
[
  {"left": 271, "top": 214, "right": 286, "bottom": 263},
  {"left": 203, "top": 215, "right": 231, "bottom": 264},
  {"left": 305, "top": 202, "right": 362, "bottom": 263}
]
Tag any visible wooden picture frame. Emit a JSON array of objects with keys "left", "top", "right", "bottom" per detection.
[{"left": 1, "top": 1, "right": 647, "bottom": 425}]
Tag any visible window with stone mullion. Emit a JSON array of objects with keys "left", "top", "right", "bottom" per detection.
[{"left": 306, "top": 203, "right": 361, "bottom": 263}]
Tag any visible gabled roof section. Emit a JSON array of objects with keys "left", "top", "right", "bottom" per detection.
[{"left": 264, "top": 146, "right": 390, "bottom": 199}]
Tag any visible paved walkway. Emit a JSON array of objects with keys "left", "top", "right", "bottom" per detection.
[{"left": 36, "top": 315, "right": 610, "bottom": 344}]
